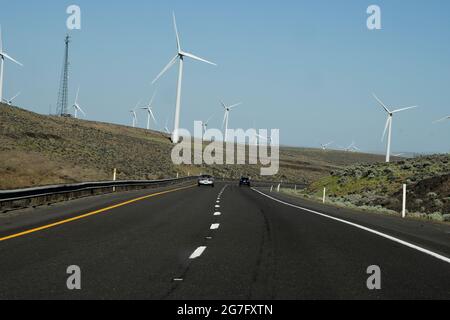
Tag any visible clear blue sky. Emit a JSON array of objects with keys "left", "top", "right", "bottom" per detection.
[{"left": 1, "top": 0, "right": 449, "bottom": 153}]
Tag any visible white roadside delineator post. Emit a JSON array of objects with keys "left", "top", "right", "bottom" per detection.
[
  {"left": 113, "top": 168, "right": 117, "bottom": 192},
  {"left": 277, "top": 184, "right": 281, "bottom": 193},
  {"left": 270, "top": 185, "right": 274, "bottom": 192},
  {"left": 323, "top": 187, "right": 327, "bottom": 204},
  {"left": 402, "top": 184, "right": 407, "bottom": 219}
]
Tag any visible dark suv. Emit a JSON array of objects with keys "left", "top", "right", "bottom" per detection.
[{"left": 239, "top": 177, "right": 251, "bottom": 187}]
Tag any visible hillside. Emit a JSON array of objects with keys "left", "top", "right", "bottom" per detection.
[
  {"left": 305, "top": 155, "right": 449, "bottom": 218},
  {"left": 0, "top": 103, "right": 388, "bottom": 190}
]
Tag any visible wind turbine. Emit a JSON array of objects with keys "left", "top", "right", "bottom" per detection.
[
  {"left": 373, "top": 93, "right": 418, "bottom": 163},
  {"left": 141, "top": 92, "right": 157, "bottom": 130},
  {"left": 152, "top": 13, "right": 217, "bottom": 144},
  {"left": 0, "top": 25, "right": 23, "bottom": 104},
  {"left": 221, "top": 101, "right": 242, "bottom": 142},
  {"left": 321, "top": 141, "right": 334, "bottom": 151},
  {"left": 72, "top": 88, "right": 86, "bottom": 119},
  {"left": 341, "top": 141, "right": 359, "bottom": 152},
  {"left": 2, "top": 91, "right": 20, "bottom": 105},
  {"left": 202, "top": 114, "right": 215, "bottom": 135},
  {"left": 130, "top": 101, "right": 140, "bottom": 128}
]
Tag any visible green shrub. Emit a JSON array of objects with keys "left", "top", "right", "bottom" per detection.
[{"left": 428, "top": 212, "right": 444, "bottom": 222}]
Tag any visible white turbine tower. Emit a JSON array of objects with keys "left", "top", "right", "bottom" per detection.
[
  {"left": 0, "top": 26, "right": 23, "bottom": 104},
  {"left": 130, "top": 101, "right": 140, "bottom": 128},
  {"left": 221, "top": 101, "right": 242, "bottom": 142},
  {"left": 152, "top": 13, "right": 217, "bottom": 144},
  {"left": 373, "top": 94, "right": 417, "bottom": 163},
  {"left": 72, "top": 88, "right": 86, "bottom": 119},
  {"left": 2, "top": 91, "right": 20, "bottom": 105},
  {"left": 141, "top": 92, "right": 157, "bottom": 130}
]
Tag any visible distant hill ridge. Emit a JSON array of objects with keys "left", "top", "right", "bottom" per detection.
[{"left": 0, "top": 103, "right": 387, "bottom": 190}]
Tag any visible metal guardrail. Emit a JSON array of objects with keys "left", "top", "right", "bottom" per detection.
[
  {"left": 0, "top": 177, "right": 304, "bottom": 212},
  {"left": 0, "top": 177, "right": 197, "bottom": 203}
]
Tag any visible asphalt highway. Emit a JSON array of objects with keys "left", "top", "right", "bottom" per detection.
[{"left": 0, "top": 182, "right": 449, "bottom": 300}]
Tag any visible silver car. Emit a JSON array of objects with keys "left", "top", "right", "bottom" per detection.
[{"left": 198, "top": 175, "right": 215, "bottom": 187}]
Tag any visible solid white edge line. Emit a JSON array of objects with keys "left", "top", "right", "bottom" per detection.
[
  {"left": 251, "top": 188, "right": 450, "bottom": 265},
  {"left": 189, "top": 246, "right": 207, "bottom": 259}
]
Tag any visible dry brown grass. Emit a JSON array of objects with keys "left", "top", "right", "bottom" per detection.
[{"left": 0, "top": 103, "right": 387, "bottom": 190}]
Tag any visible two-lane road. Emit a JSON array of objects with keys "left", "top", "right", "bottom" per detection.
[{"left": 0, "top": 183, "right": 449, "bottom": 299}]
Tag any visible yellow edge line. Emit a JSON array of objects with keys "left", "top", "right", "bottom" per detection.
[{"left": 0, "top": 184, "right": 196, "bottom": 242}]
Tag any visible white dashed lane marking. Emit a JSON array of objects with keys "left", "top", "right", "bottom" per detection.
[
  {"left": 214, "top": 212, "right": 221, "bottom": 216},
  {"left": 189, "top": 246, "right": 207, "bottom": 259},
  {"left": 210, "top": 224, "right": 220, "bottom": 230}
]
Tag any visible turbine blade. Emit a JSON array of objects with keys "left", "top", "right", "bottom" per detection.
[
  {"left": 434, "top": 116, "right": 450, "bottom": 123},
  {"left": 75, "top": 87, "right": 80, "bottom": 104},
  {"left": 149, "top": 91, "right": 157, "bottom": 107},
  {"left": 135, "top": 100, "right": 141, "bottom": 110},
  {"left": 149, "top": 109, "right": 157, "bottom": 124},
  {"left": 392, "top": 106, "right": 418, "bottom": 114},
  {"left": 10, "top": 92, "right": 21, "bottom": 101},
  {"left": 0, "top": 25, "right": 2, "bottom": 54},
  {"left": 1, "top": 52, "right": 23, "bottom": 66},
  {"left": 152, "top": 55, "right": 178, "bottom": 84},
  {"left": 173, "top": 12, "right": 181, "bottom": 52},
  {"left": 220, "top": 100, "right": 227, "bottom": 110},
  {"left": 181, "top": 51, "right": 216, "bottom": 66},
  {"left": 229, "top": 102, "right": 243, "bottom": 109},
  {"left": 78, "top": 105, "right": 86, "bottom": 116},
  {"left": 206, "top": 114, "right": 215, "bottom": 125},
  {"left": 373, "top": 93, "right": 390, "bottom": 114}
]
